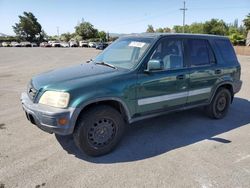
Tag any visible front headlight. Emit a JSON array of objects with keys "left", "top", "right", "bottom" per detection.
[{"left": 39, "top": 91, "right": 70, "bottom": 108}]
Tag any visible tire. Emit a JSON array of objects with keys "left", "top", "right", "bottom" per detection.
[
  {"left": 206, "top": 88, "right": 232, "bottom": 119},
  {"left": 73, "top": 105, "right": 126, "bottom": 156}
]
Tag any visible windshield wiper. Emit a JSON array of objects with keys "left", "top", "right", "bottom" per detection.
[{"left": 95, "top": 61, "right": 117, "bottom": 69}]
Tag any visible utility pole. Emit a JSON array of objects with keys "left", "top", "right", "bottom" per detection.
[
  {"left": 57, "top": 26, "right": 60, "bottom": 40},
  {"left": 180, "top": 1, "right": 188, "bottom": 33}
]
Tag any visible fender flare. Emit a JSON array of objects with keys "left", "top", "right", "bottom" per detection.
[{"left": 209, "top": 81, "right": 234, "bottom": 103}]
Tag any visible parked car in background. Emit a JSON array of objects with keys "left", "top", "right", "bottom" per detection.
[
  {"left": 60, "top": 42, "right": 69, "bottom": 48},
  {"left": 2, "top": 42, "right": 11, "bottom": 47},
  {"left": 10, "top": 41, "right": 21, "bottom": 47},
  {"left": 69, "top": 40, "right": 78, "bottom": 47},
  {"left": 31, "top": 43, "right": 38, "bottom": 47},
  {"left": 48, "top": 41, "right": 55, "bottom": 45},
  {"left": 51, "top": 41, "right": 61, "bottom": 47},
  {"left": 88, "top": 42, "right": 96, "bottom": 48},
  {"left": 79, "top": 41, "right": 88, "bottom": 47},
  {"left": 40, "top": 42, "right": 52, "bottom": 47},
  {"left": 96, "top": 42, "right": 108, "bottom": 50},
  {"left": 20, "top": 42, "right": 32, "bottom": 47}
]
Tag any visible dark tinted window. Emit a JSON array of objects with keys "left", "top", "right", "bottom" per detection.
[
  {"left": 215, "top": 39, "right": 237, "bottom": 62},
  {"left": 150, "top": 38, "right": 184, "bottom": 70},
  {"left": 187, "top": 39, "right": 212, "bottom": 66}
]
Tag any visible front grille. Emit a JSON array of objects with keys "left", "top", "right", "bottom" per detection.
[{"left": 27, "top": 82, "right": 38, "bottom": 101}]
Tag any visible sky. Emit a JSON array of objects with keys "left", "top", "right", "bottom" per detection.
[{"left": 0, "top": 0, "right": 249, "bottom": 36}]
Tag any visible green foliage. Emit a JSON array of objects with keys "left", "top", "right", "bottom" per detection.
[
  {"left": 0, "top": 36, "right": 19, "bottom": 43},
  {"left": 60, "top": 32, "right": 72, "bottom": 42},
  {"left": 203, "top": 19, "right": 228, "bottom": 35},
  {"left": 155, "top": 27, "right": 171, "bottom": 33},
  {"left": 72, "top": 35, "right": 83, "bottom": 42},
  {"left": 172, "top": 25, "right": 183, "bottom": 33},
  {"left": 12, "top": 12, "right": 44, "bottom": 42},
  {"left": 98, "top": 31, "right": 107, "bottom": 42},
  {"left": 48, "top": 35, "right": 58, "bottom": 41},
  {"left": 155, "top": 28, "right": 164, "bottom": 33},
  {"left": 243, "top": 13, "right": 250, "bottom": 31},
  {"left": 229, "top": 33, "right": 245, "bottom": 45},
  {"left": 188, "top": 23, "right": 204, "bottom": 34},
  {"left": 146, "top": 25, "right": 155, "bottom": 33},
  {"left": 75, "top": 21, "right": 98, "bottom": 40}
]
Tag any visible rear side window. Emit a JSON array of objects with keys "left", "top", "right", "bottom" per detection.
[
  {"left": 187, "top": 39, "right": 215, "bottom": 66},
  {"left": 215, "top": 39, "right": 237, "bottom": 62}
]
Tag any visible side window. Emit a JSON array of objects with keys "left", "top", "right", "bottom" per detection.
[
  {"left": 150, "top": 38, "right": 184, "bottom": 70},
  {"left": 187, "top": 39, "right": 213, "bottom": 66},
  {"left": 215, "top": 39, "right": 237, "bottom": 62}
]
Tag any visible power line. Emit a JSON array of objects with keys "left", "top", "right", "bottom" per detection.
[{"left": 180, "top": 1, "right": 188, "bottom": 33}]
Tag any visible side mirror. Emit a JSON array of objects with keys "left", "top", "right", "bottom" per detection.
[{"left": 146, "top": 59, "right": 162, "bottom": 72}]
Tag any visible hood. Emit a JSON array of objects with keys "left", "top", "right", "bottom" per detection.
[{"left": 32, "top": 63, "right": 119, "bottom": 90}]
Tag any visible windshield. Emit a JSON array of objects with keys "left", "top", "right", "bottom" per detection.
[{"left": 94, "top": 37, "right": 154, "bottom": 69}]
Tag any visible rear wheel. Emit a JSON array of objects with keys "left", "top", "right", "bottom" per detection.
[
  {"left": 206, "top": 88, "right": 232, "bottom": 119},
  {"left": 73, "top": 105, "right": 125, "bottom": 156}
]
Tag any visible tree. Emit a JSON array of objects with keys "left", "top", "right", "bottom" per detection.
[
  {"left": 146, "top": 25, "right": 155, "bottom": 33},
  {"left": 98, "top": 31, "right": 107, "bottom": 42},
  {"left": 155, "top": 28, "right": 164, "bottom": 33},
  {"left": 189, "top": 23, "right": 204, "bottom": 34},
  {"left": 60, "top": 32, "right": 72, "bottom": 42},
  {"left": 243, "top": 13, "right": 250, "bottom": 31},
  {"left": 13, "top": 12, "right": 44, "bottom": 42},
  {"left": 203, "top": 19, "right": 228, "bottom": 35},
  {"left": 163, "top": 27, "right": 171, "bottom": 33},
  {"left": 75, "top": 21, "right": 98, "bottom": 40},
  {"left": 155, "top": 27, "right": 171, "bottom": 33},
  {"left": 173, "top": 25, "right": 183, "bottom": 33}
]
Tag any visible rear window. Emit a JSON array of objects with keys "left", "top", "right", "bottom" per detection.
[
  {"left": 187, "top": 39, "right": 214, "bottom": 66},
  {"left": 215, "top": 39, "right": 237, "bottom": 62}
]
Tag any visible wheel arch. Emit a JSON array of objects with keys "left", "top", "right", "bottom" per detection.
[
  {"left": 72, "top": 98, "right": 131, "bottom": 132},
  {"left": 210, "top": 82, "right": 234, "bottom": 104}
]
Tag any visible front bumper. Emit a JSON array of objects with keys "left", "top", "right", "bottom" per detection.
[{"left": 20, "top": 92, "right": 79, "bottom": 135}]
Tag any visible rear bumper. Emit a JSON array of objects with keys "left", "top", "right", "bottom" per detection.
[
  {"left": 233, "top": 80, "right": 242, "bottom": 94},
  {"left": 20, "top": 92, "right": 79, "bottom": 135}
]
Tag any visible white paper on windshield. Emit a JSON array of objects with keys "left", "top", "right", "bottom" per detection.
[{"left": 129, "top": 41, "right": 145, "bottom": 48}]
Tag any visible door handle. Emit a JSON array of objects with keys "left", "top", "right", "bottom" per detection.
[
  {"left": 215, "top": 69, "right": 222, "bottom": 74},
  {"left": 176, "top": 74, "right": 185, "bottom": 80}
]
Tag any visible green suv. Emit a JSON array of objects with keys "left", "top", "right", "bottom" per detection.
[{"left": 21, "top": 34, "right": 242, "bottom": 156}]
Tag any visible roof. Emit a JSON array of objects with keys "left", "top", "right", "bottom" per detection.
[{"left": 121, "top": 33, "right": 228, "bottom": 40}]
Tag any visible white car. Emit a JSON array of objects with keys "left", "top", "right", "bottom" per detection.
[
  {"left": 69, "top": 40, "right": 78, "bottom": 47},
  {"left": 51, "top": 41, "right": 61, "bottom": 47},
  {"left": 31, "top": 43, "right": 38, "bottom": 47},
  {"left": 60, "top": 42, "right": 69, "bottom": 48},
  {"left": 2, "top": 42, "right": 11, "bottom": 47},
  {"left": 79, "top": 41, "right": 88, "bottom": 47},
  {"left": 11, "top": 41, "right": 21, "bottom": 47},
  {"left": 88, "top": 42, "right": 96, "bottom": 48},
  {"left": 20, "top": 41, "right": 31, "bottom": 47}
]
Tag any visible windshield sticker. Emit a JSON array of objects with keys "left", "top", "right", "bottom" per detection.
[{"left": 129, "top": 41, "right": 145, "bottom": 48}]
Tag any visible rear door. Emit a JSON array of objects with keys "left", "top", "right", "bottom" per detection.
[{"left": 186, "top": 38, "right": 219, "bottom": 105}]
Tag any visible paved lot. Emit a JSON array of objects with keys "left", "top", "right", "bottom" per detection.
[{"left": 0, "top": 48, "right": 250, "bottom": 188}]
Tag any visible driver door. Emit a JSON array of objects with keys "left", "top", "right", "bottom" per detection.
[{"left": 136, "top": 37, "right": 189, "bottom": 115}]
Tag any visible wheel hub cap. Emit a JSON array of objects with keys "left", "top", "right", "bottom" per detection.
[
  {"left": 217, "top": 96, "right": 226, "bottom": 111},
  {"left": 88, "top": 118, "right": 116, "bottom": 147}
]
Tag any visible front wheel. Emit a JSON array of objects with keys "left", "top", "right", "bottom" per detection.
[
  {"left": 73, "top": 105, "right": 125, "bottom": 156},
  {"left": 206, "top": 88, "right": 232, "bottom": 119}
]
